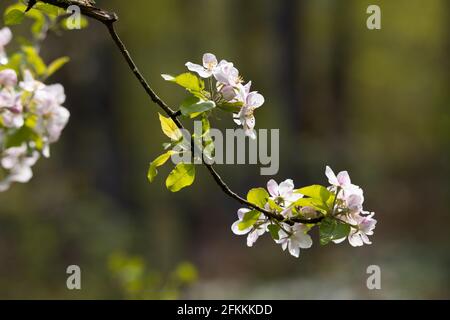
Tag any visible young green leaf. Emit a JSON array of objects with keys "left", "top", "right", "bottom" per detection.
[
  {"left": 319, "top": 217, "right": 351, "bottom": 245},
  {"left": 34, "top": 3, "right": 61, "bottom": 17},
  {"left": 22, "top": 46, "right": 47, "bottom": 76},
  {"left": 267, "top": 224, "right": 281, "bottom": 240},
  {"left": 166, "top": 163, "right": 196, "bottom": 192},
  {"left": 247, "top": 188, "right": 269, "bottom": 208},
  {"left": 296, "top": 185, "right": 334, "bottom": 211},
  {"left": 161, "top": 72, "right": 204, "bottom": 93},
  {"left": 4, "top": 9, "right": 25, "bottom": 26},
  {"left": 267, "top": 198, "right": 283, "bottom": 212},
  {"left": 158, "top": 113, "right": 182, "bottom": 141},
  {"left": 147, "top": 150, "right": 177, "bottom": 183},
  {"left": 180, "top": 100, "right": 215, "bottom": 117},
  {"left": 217, "top": 101, "right": 243, "bottom": 113},
  {"left": 46, "top": 56, "right": 70, "bottom": 78},
  {"left": 237, "top": 210, "right": 261, "bottom": 231}
]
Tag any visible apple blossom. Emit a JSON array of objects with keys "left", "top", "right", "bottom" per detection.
[
  {"left": 0, "top": 69, "right": 17, "bottom": 87},
  {"left": 0, "top": 144, "right": 39, "bottom": 192},
  {"left": 344, "top": 212, "right": 377, "bottom": 247},
  {"left": 213, "top": 60, "right": 241, "bottom": 87},
  {"left": 231, "top": 208, "right": 268, "bottom": 247},
  {"left": 267, "top": 178, "right": 302, "bottom": 207},
  {"left": 276, "top": 223, "right": 313, "bottom": 258},
  {"left": 233, "top": 83, "right": 264, "bottom": 139},
  {"left": 185, "top": 53, "right": 218, "bottom": 78},
  {"left": 0, "top": 47, "right": 70, "bottom": 192}
]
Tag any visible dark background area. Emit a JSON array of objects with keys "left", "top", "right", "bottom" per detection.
[{"left": 0, "top": 0, "right": 449, "bottom": 299}]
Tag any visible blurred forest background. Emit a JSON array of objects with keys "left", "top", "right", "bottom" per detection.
[{"left": 0, "top": 0, "right": 449, "bottom": 299}]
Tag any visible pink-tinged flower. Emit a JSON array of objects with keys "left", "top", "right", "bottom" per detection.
[
  {"left": 19, "top": 70, "right": 45, "bottom": 92},
  {"left": 267, "top": 179, "right": 301, "bottom": 207},
  {"left": 326, "top": 165, "right": 365, "bottom": 213},
  {"left": 34, "top": 84, "right": 66, "bottom": 114},
  {"left": 213, "top": 60, "right": 241, "bottom": 87},
  {"left": 231, "top": 208, "right": 267, "bottom": 247},
  {"left": 333, "top": 212, "right": 377, "bottom": 246},
  {"left": 0, "top": 27, "right": 12, "bottom": 65},
  {"left": 45, "top": 106, "right": 70, "bottom": 143},
  {"left": 325, "top": 165, "right": 351, "bottom": 189},
  {"left": 185, "top": 53, "right": 218, "bottom": 78},
  {"left": 233, "top": 83, "right": 264, "bottom": 139},
  {"left": 0, "top": 69, "right": 18, "bottom": 87},
  {"left": 0, "top": 144, "right": 40, "bottom": 192},
  {"left": 276, "top": 223, "right": 312, "bottom": 258},
  {"left": 348, "top": 212, "right": 377, "bottom": 247},
  {"left": 0, "top": 88, "right": 24, "bottom": 128}
]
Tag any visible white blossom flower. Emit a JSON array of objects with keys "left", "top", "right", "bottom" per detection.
[
  {"left": 233, "top": 83, "right": 264, "bottom": 139},
  {"left": 0, "top": 69, "right": 18, "bottom": 87},
  {"left": 231, "top": 208, "right": 268, "bottom": 247},
  {"left": 185, "top": 53, "right": 218, "bottom": 78},
  {"left": 19, "top": 70, "right": 45, "bottom": 92},
  {"left": 0, "top": 27, "right": 12, "bottom": 65},
  {"left": 267, "top": 178, "right": 301, "bottom": 208},
  {"left": 0, "top": 144, "right": 40, "bottom": 192},
  {"left": 344, "top": 212, "right": 377, "bottom": 247},
  {"left": 276, "top": 223, "right": 312, "bottom": 258},
  {"left": 325, "top": 165, "right": 365, "bottom": 213},
  {"left": 45, "top": 106, "right": 70, "bottom": 143},
  {"left": 325, "top": 165, "right": 352, "bottom": 189},
  {"left": 0, "top": 88, "right": 24, "bottom": 128},
  {"left": 213, "top": 60, "right": 241, "bottom": 87}
]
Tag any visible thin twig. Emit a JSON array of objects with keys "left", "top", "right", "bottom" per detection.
[{"left": 37, "top": 0, "right": 324, "bottom": 225}]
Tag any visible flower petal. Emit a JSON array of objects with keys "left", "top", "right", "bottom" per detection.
[
  {"left": 247, "top": 92, "right": 264, "bottom": 108},
  {"left": 337, "top": 171, "right": 351, "bottom": 186},
  {"left": 202, "top": 53, "right": 217, "bottom": 69},
  {"left": 278, "top": 179, "right": 294, "bottom": 198},
  {"left": 325, "top": 165, "right": 339, "bottom": 186},
  {"left": 267, "top": 179, "right": 279, "bottom": 197}
]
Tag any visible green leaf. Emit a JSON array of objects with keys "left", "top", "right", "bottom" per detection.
[
  {"left": 162, "top": 72, "right": 204, "bottom": 93},
  {"left": 319, "top": 218, "right": 351, "bottom": 245},
  {"left": 247, "top": 188, "right": 269, "bottom": 208},
  {"left": 166, "top": 163, "right": 196, "bottom": 192},
  {"left": 4, "top": 126, "right": 41, "bottom": 149},
  {"left": 237, "top": 210, "right": 261, "bottom": 231},
  {"left": 158, "top": 113, "right": 182, "bottom": 141},
  {"left": 201, "top": 116, "right": 215, "bottom": 159},
  {"left": 22, "top": 46, "right": 47, "bottom": 76},
  {"left": 4, "top": 9, "right": 25, "bottom": 26},
  {"left": 267, "top": 198, "right": 283, "bottom": 212},
  {"left": 46, "top": 56, "right": 70, "bottom": 78},
  {"left": 267, "top": 224, "right": 280, "bottom": 240},
  {"left": 33, "top": 3, "right": 61, "bottom": 17},
  {"left": 217, "top": 101, "right": 243, "bottom": 113},
  {"left": 147, "top": 150, "right": 177, "bottom": 183},
  {"left": 180, "top": 100, "right": 215, "bottom": 117},
  {"left": 296, "top": 185, "right": 334, "bottom": 210}
]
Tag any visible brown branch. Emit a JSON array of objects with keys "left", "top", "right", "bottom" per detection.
[{"left": 36, "top": 0, "right": 324, "bottom": 225}]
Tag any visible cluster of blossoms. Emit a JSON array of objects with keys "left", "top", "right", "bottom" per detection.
[
  {"left": 231, "top": 166, "right": 377, "bottom": 258},
  {"left": 185, "top": 53, "right": 264, "bottom": 139},
  {"left": 0, "top": 27, "right": 70, "bottom": 192}
]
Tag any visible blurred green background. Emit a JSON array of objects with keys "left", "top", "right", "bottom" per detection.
[{"left": 0, "top": 0, "right": 449, "bottom": 299}]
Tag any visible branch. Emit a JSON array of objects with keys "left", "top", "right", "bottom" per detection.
[{"left": 36, "top": 0, "right": 324, "bottom": 225}]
